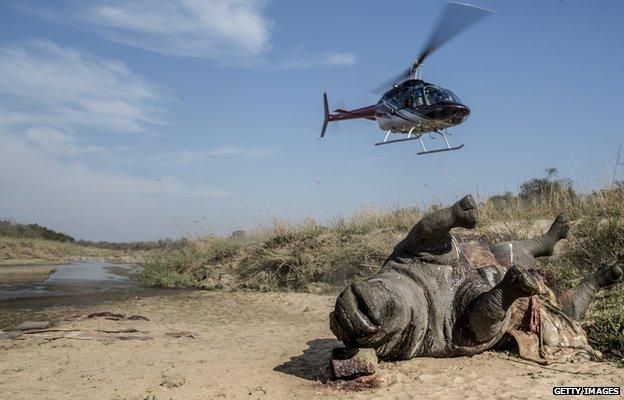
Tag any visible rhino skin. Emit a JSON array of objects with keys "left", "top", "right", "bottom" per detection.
[{"left": 329, "top": 195, "right": 622, "bottom": 361}]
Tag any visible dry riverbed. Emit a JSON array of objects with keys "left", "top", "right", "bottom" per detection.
[{"left": 0, "top": 291, "right": 622, "bottom": 400}]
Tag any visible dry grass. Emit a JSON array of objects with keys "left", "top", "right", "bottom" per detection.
[
  {"left": 139, "top": 187, "right": 624, "bottom": 292},
  {"left": 0, "top": 236, "right": 143, "bottom": 266},
  {"left": 136, "top": 208, "right": 421, "bottom": 292}
]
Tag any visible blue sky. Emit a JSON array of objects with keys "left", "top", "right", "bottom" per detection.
[{"left": 1, "top": 0, "right": 623, "bottom": 241}]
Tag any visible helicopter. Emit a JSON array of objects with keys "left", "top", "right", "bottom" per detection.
[{"left": 320, "top": 2, "right": 492, "bottom": 155}]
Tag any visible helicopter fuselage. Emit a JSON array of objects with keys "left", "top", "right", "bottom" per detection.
[
  {"left": 375, "top": 79, "right": 470, "bottom": 134},
  {"left": 322, "top": 79, "right": 470, "bottom": 139}
]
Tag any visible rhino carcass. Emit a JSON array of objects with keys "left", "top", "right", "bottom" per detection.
[{"left": 329, "top": 195, "right": 622, "bottom": 362}]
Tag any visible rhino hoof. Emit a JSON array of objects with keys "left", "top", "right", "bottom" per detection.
[
  {"left": 595, "top": 263, "right": 623, "bottom": 287},
  {"left": 452, "top": 195, "right": 478, "bottom": 229},
  {"left": 549, "top": 214, "right": 570, "bottom": 240}
]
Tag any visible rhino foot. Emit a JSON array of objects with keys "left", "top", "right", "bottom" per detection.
[
  {"left": 491, "top": 214, "right": 570, "bottom": 265},
  {"left": 533, "top": 214, "right": 570, "bottom": 257},
  {"left": 547, "top": 214, "right": 570, "bottom": 240},
  {"left": 452, "top": 195, "right": 478, "bottom": 229},
  {"left": 560, "top": 262, "right": 623, "bottom": 320},
  {"left": 401, "top": 195, "right": 479, "bottom": 256},
  {"left": 594, "top": 262, "right": 623, "bottom": 287}
]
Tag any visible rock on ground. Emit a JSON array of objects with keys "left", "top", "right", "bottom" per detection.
[{"left": 330, "top": 347, "right": 378, "bottom": 379}]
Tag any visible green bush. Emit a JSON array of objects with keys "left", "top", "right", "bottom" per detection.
[{"left": 519, "top": 168, "right": 576, "bottom": 201}]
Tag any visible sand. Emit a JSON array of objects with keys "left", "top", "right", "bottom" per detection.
[
  {"left": 0, "top": 291, "right": 622, "bottom": 400},
  {"left": 0, "top": 265, "right": 56, "bottom": 284}
]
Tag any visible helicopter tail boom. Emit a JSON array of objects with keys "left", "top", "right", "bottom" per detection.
[{"left": 320, "top": 92, "right": 379, "bottom": 138}]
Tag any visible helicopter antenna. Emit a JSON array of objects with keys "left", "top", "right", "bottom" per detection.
[{"left": 372, "top": 2, "right": 492, "bottom": 93}]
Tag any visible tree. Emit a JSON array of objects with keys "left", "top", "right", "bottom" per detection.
[{"left": 519, "top": 168, "right": 575, "bottom": 200}]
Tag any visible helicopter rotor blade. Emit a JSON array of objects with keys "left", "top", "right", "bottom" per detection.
[
  {"left": 414, "top": 2, "right": 493, "bottom": 68},
  {"left": 371, "top": 2, "right": 492, "bottom": 94},
  {"left": 371, "top": 67, "right": 412, "bottom": 95}
]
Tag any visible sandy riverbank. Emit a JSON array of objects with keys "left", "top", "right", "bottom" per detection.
[
  {"left": 0, "top": 265, "right": 56, "bottom": 284},
  {"left": 0, "top": 291, "right": 622, "bottom": 400},
  {"left": 0, "top": 259, "right": 69, "bottom": 267}
]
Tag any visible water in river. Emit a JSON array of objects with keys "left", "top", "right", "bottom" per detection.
[{"left": 0, "top": 262, "right": 184, "bottom": 328}]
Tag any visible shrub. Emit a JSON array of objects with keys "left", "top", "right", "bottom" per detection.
[{"left": 519, "top": 168, "right": 576, "bottom": 201}]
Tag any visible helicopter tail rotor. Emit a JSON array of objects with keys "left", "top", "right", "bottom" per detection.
[{"left": 321, "top": 92, "right": 330, "bottom": 138}]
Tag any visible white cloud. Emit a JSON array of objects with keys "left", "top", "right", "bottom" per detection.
[
  {"left": 0, "top": 40, "right": 233, "bottom": 240},
  {"left": 75, "top": 0, "right": 272, "bottom": 59},
  {"left": 326, "top": 52, "right": 357, "bottom": 67},
  {"left": 205, "top": 146, "right": 270, "bottom": 157},
  {"left": 274, "top": 52, "right": 358, "bottom": 70},
  {"left": 16, "top": 2, "right": 355, "bottom": 69},
  {"left": 0, "top": 40, "right": 165, "bottom": 133},
  {"left": 25, "top": 127, "right": 106, "bottom": 156}
]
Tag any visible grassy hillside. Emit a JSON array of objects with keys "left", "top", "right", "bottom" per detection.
[
  {"left": 0, "top": 220, "right": 169, "bottom": 265},
  {"left": 0, "top": 236, "right": 142, "bottom": 266},
  {"left": 0, "top": 219, "right": 75, "bottom": 242},
  {"left": 136, "top": 175, "right": 624, "bottom": 361},
  {"left": 0, "top": 219, "right": 123, "bottom": 265}
]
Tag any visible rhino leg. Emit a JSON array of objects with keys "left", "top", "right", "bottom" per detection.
[
  {"left": 522, "top": 214, "right": 570, "bottom": 258},
  {"left": 401, "top": 194, "right": 477, "bottom": 255},
  {"left": 491, "top": 214, "right": 569, "bottom": 267},
  {"left": 466, "top": 265, "right": 541, "bottom": 344},
  {"left": 559, "top": 263, "right": 623, "bottom": 320}
]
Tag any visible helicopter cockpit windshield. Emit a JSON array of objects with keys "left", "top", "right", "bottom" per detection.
[
  {"left": 400, "top": 87, "right": 424, "bottom": 109},
  {"left": 424, "top": 85, "right": 461, "bottom": 105}
]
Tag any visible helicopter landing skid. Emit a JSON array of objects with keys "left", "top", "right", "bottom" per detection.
[{"left": 374, "top": 130, "right": 464, "bottom": 155}]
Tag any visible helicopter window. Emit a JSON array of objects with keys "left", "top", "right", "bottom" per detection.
[
  {"left": 446, "top": 89, "right": 462, "bottom": 103},
  {"left": 382, "top": 87, "right": 401, "bottom": 101},
  {"left": 424, "top": 86, "right": 455, "bottom": 105},
  {"left": 398, "top": 88, "right": 424, "bottom": 109},
  {"left": 413, "top": 89, "right": 425, "bottom": 107}
]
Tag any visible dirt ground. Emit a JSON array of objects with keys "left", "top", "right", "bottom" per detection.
[{"left": 1, "top": 291, "right": 622, "bottom": 400}]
